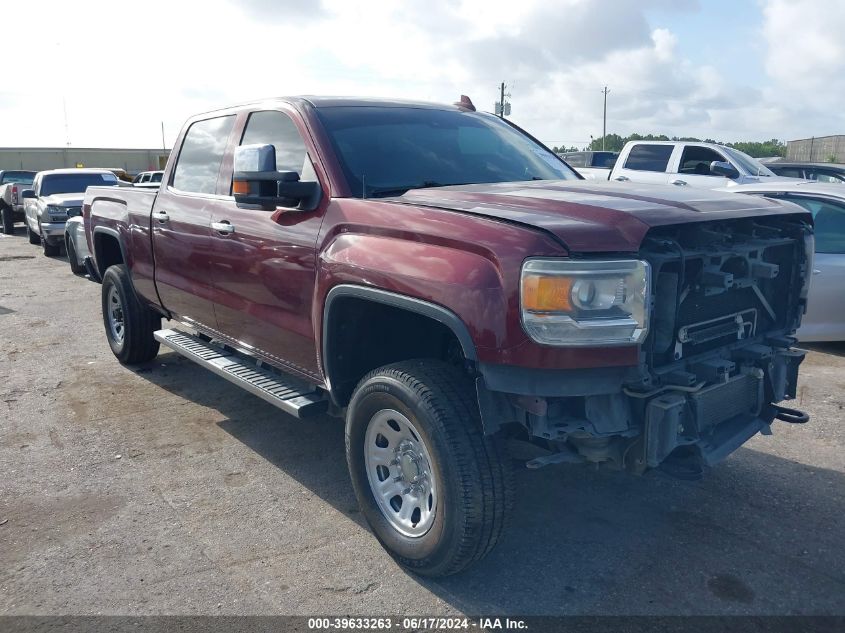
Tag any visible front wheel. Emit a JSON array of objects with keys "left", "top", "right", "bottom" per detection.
[
  {"left": 101, "top": 264, "right": 161, "bottom": 364},
  {"left": 41, "top": 227, "right": 60, "bottom": 256},
  {"left": 27, "top": 223, "right": 40, "bottom": 244},
  {"left": 346, "top": 360, "right": 513, "bottom": 577},
  {"left": 65, "top": 234, "right": 84, "bottom": 275}
]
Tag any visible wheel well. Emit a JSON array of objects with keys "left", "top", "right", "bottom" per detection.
[
  {"left": 94, "top": 233, "right": 124, "bottom": 276},
  {"left": 325, "top": 297, "right": 467, "bottom": 405}
]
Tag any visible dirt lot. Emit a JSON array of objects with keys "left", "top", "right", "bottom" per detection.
[{"left": 1, "top": 228, "right": 844, "bottom": 616}]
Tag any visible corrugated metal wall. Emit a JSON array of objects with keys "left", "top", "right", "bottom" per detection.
[
  {"left": 0, "top": 148, "right": 170, "bottom": 173},
  {"left": 786, "top": 136, "right": 845, "bottom": 162}
]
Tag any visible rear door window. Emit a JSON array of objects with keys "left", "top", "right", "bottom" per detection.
[
  {"left": 172, "top": 115, "right": 236, "bottom": 195},
  {"left": 623, "top": 144, "right": 674, "bottom": 172}
]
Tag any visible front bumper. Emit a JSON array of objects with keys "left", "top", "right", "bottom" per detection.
[
  {"left": 40, "top": 221, "right": 67, "bottom": 239},
  {"left": 479, "top": 343, "right": 808, "bottom": 473}
]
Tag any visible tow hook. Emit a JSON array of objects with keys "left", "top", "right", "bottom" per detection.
[{"left": 772, "top": 404, "right": 810, "bottom": 424}]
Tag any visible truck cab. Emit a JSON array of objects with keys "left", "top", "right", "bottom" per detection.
[{"left": 610, "top": 141, "right": 802, "bottom": 189}]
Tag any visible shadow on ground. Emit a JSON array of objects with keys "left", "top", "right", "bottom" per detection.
[{"left": 133, "top": 350, "right": 845, "bottom": 615}]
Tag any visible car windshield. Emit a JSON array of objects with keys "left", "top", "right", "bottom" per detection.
[
  {"left": 40, "top": 173, "right": 119, "bottom": 196},
  {"left": 1, "top": 171, "right": 35, "bottom": 185},
  {"left": 315, "top": 106, "right": 579, "bottom": 198},
  {"left": 724, "top": 147, "right": 776, "bottom": 177}
]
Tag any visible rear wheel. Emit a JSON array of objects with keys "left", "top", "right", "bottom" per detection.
[
  {"left": 65, "top": 234, "right": 84, "bottom": 275},
  {"left": 1, "top": 206, "right": 13, "bottom": 234},
  {"left": 27, "top": 223, "right": 40, "bottom": 244},
  {"left": 346, "top": 359, "right": 513, "bottom": 577},
  {"left": 101, "top": 264, "right": 161, "bottom": 364}
]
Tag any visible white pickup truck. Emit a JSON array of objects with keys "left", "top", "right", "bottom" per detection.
[
  {"left": 0, "top": 170, "right": 36, "bottom": 234},
  {"left": 588, "top": 141, "right": 801, "bottom": 189}
]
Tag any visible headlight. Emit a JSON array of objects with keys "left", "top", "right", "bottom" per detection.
[
  {"left": 45, "top": 204, "right": 67, "bottom": 220},
  {"left": 520, "top": 258, "right": 650, "bottom": 346}
]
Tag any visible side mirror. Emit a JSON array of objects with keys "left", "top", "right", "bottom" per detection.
[
  {"left": 710, "top": 160, "right": 740, "bottom": 179},
  {"left": 233, "top": 144, "right": 321, "bottom": 211},
  {"left": 21, "top": 189, "right": 35, "bottom": 199}
]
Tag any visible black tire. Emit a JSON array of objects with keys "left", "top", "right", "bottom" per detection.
[
  {"left": 101, "top": 264, "right": 161, "bottom": 364},
  {"left": 65, "top": 235, "right": 84, "bottom": 275},
  {"left": 41, "top": 228, "right": 60, "bottom": 257},
  {"left": 1, "top": 206, "right": 13, "bottom": 235},
  {"left": 346, "top": 359, "right": 513, "bottom": 577},
  {"left": 27, "top": 223, "right": 40, "bottom": 244}
]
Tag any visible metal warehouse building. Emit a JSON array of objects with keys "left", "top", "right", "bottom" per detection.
[
  {"left": 786, "top": 135, "right": 845, "bottom": 162},
  {"left": 0, "top": 147, "right": 170, "bottom": 174}
]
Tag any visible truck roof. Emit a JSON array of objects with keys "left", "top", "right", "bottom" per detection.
[
  {"left": 36, "top": 168, "right": 115, "bottom": 176},
  {"left": 191, "top": 96, "right": 470, "bottom": 119}
]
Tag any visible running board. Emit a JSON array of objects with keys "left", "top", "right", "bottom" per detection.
[{"left": 154, "top": 329, "right": 327, "bottom": 418}]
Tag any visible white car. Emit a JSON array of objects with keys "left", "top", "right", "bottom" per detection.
[
  {"left": 721, "top": 181, "right": 845, "bottom": 342},
  {"left": 604, "top": 141, "right": 802, "bottom": 189},
  {"left": 22, "top": 169, "right": 119, "bottom": 256}
]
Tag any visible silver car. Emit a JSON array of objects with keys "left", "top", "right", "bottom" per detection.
[
  {"left": 721, "top": 182, "right": 845, "bottom": 342},
  {"left": 64, "top": 215, "right": 91, "bottom": 277}
]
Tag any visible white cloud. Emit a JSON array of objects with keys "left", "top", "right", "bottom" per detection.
[{"left": 0, "top": 0, "right": 842, "bottom": 149}]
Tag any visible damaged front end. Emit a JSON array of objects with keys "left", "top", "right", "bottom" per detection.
[{"left": 483, "top": 214, "right": 813, "bottom": 478}]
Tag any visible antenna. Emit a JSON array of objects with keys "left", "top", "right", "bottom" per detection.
[{"left": 62, "top": 96, "right": 71, "bottom": 146}]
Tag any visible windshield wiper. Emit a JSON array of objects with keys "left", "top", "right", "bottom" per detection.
[{"left": 365, "top": 181, "right": 458, "bottom": 198}]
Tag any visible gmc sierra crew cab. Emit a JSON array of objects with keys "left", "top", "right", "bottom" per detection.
[{"left": 84, "top": 96, "right": 813, "bottom": 577}]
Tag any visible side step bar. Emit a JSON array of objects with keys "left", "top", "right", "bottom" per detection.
[{"left": 154, "top": 329, "right": 328, "bottom": 419}]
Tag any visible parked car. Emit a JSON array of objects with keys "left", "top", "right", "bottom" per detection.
[
  {"left": 64, "top": 215, "right": 94, "bottom": 277},
  {"left": 594, "top": 141, "right": 801, "bottom": 189},
  {"left": 132, "top": 170, "right": 164, "bottom": 184},
  {"left": 720, "top": 181, "right": 845, "bottom": 341},
  {"left": 85, "top": 96, "right": 811, "bottom": 577},
  {"left": 559, "top": 150, "right": 618, "bottom": 180},
  {"left": 22, "top": 168, "right": 120, "bottom": 256},
  {"left": 0, "top": 170, "right": 36, "bottom": 234},
  {"left": 765, "top": 162, "right": 845, "bottom": 184}
]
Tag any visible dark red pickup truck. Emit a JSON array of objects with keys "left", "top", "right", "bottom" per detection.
[{"left": 84, "top": 96, "right": 813, "bottom": 576}]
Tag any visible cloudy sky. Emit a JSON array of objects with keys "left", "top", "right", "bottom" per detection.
[{"left": 2, "top": 0, "right": 843, "bottom": 150}]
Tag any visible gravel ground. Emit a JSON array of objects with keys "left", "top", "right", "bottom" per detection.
[{"left": 1, "top": 228, "right": 843, "bottom": 616}]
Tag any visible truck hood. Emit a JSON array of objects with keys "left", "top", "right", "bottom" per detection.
[
  {"left": 42, "top": 192, "right": 85, "bottom": 206},
  {"left": 394, "top": 180, "right": 806, "bottom": 252}
]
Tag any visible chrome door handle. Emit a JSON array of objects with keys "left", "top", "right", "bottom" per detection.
[
  {"left": 211, "top": 221, "right": 235, "bottom": 234},
  {"left": 670, "top": 179, "right": 687, "bottom": 186},
  {"left": 812, "top": 269, "right": 821, "bottom": 275},
  {"left": 152, "top": 210, "right": 169, "bottom": 223},
  {"left": 614, "top": 175, "right": 629, "bottom": 182}
]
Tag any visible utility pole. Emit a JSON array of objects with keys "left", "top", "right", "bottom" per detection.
[
  {"left": 500, "top": 82, "right": 505, "bottom": 118},
  {"left": 601, "top": 86, "right": 610, "bottom": 151},
  {"left": 161, "top": 121, "right": 166, "bottom": 151}
]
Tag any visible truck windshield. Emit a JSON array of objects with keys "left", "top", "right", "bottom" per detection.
[
  {"left": 316, "top": 106, "right": 579, "bottom": 198},
  {"left": 723, "top": 147, "right": 776, "bottom": 177},
  {"left": 1, "top": 171, "right": 35, "bottom": 185},
  {"left": 40, "top": 173, "right": 118, "bottom": 196}
]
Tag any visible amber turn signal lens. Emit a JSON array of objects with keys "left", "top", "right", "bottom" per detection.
[
  {"left": 521, "top": 274, "right": 574, "bottom": 312},
  {"left": 232, "top": 180, "right": 249, "bottom": 195}
]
